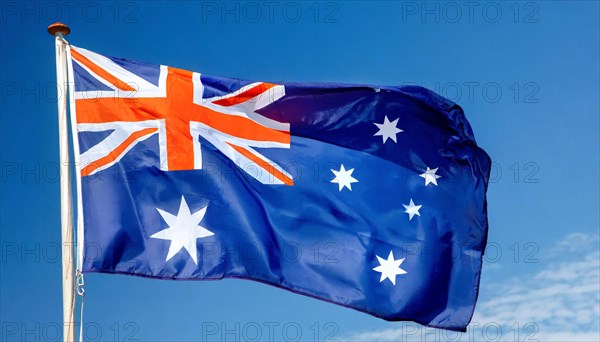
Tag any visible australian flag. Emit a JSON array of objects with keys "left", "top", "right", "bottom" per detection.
[{"left": 68, "top": 45, "right": 491, "bottom": 331}]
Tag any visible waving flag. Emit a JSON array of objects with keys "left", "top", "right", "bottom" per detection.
[{"left": 68, "top": 45, "right": 491, "bottom": 331}]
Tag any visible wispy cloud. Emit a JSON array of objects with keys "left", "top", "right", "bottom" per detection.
[{"left": 346, "top": 232, "right": 600, "bottom": 341}]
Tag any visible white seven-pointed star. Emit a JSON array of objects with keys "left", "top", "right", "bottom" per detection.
[
  {"left": 403, "top": 199, "right": 422, "bottom": 220},
  {"left": 373, "top": 115, "right": 403, "bottom": 143},
  {"left": 331, "top": 164, "right": 358, "bottom": 191},
  {"left": 150, "top": 196, "right": 214, "bottom": 265},
  {"left": 420, "top": 167, "right": 441, "bottom": 186},
  {"left": 373, "top": 251, "right": 407, "bottom": 285}
]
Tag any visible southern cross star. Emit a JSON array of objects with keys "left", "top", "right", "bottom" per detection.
[
  {"left": 403, "top": 199, "right": 422, "bottom": 220},
  {"left": 373, "top": 251, "right": 407, "bottom": 285},
  {"left": 373, "top": 115, "right": 403, "bottom": 143},
  {"left": 331, "top": 164, "right": 358, "bottom": 191},
  {"left": 150, "top": 196, "right": 214, "bottom": 265},
  {"left": 420, "top": 167, "right": 441, "bottom": 186}
]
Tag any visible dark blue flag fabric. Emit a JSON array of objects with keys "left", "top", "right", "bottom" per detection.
[{"left": 68, "top": 45, "right": 491, "bottom": 331}]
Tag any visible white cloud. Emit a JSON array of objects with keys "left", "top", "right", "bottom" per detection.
[
  {"left": 345, "top": 232, "right": 600, "bottom": 341},
  {"left": 547, "top": 233, "right": 599, "bottom": 256}
]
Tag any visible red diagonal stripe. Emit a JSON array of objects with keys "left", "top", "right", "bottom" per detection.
[
  {"left": 227, "top": 142, "right": 293, "bottom": 186},
  {"left": 71, "top": 48, "right": 137, "bottom": 92},
  {"left": 81, "top": 127, "right": 158, "bottom": 176},
  {"left": 212, "top": 83, "right": 277, "bottom": 107}
]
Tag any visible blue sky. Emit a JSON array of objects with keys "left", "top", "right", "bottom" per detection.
[{"left": 1, "top": 1, "right": 598, "bottom": 341}]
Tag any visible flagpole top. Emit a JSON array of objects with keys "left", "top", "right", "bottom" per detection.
[{"left": 47, "top": 22, "right": 70, "bottom": 37}]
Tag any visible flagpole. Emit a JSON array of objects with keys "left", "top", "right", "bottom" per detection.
[{"left": 48, "top": 22, "right": 75, "bottom": 342}]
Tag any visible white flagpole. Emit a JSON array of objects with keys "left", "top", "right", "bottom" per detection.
[{"left": 48, "top": 22, "right": 75, "bottom": 342}]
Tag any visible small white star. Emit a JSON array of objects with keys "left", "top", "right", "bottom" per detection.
[
  {"left": 403, "top": 199, "right": 422, "bottom": 220},
  {"left": 150, "top": 196, "right": 214, "bottom": 265},
  {"left": 420, "top": 167, "right": 441, "bottom": 186},
  {"left": 373, "top": 251, "right": 407, "bottom": 285},
  {"left": 331, "top": 164, "right": 358, "bottom": 191},
  {"left": 373, "top": 115, "right": 403, "bottom": 143}
]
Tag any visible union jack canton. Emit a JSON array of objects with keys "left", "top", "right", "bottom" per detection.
[{"left": 71, "top": 46, "right": 292, "bottom": 185}]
